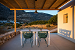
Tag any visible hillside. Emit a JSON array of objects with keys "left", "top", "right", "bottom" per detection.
[
  {"left": 0, "top": 3, "right": 26, "bottom": 20},
  {"left": 0, "top": 3, "right": 53, "bottom": 23},
  {"left": 27, "top": 12, "right": 53, "bottom": 21}
]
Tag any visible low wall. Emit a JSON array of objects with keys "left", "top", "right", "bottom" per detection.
[{"left": 0, "top": 31, "right": 20, "bottom": 45}]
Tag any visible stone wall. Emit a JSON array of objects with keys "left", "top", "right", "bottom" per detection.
[{"left": 0, "top": 31, "right": 20, "bottom": 45}]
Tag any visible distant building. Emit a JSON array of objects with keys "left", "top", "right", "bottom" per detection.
[{"left": 0, "top": 20, "right": 8, "bottom": 23}]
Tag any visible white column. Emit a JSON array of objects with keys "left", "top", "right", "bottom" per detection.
[
  {"left": 48, "top": 31, "right": 50, "bottom": 45},
  {"left": 33, "top": 31, "right": 35, "bottom": 45},
  {"left": 36, "top": 31, "right": 38, "bottom": 45},
  {"left": 20, "top": 31, "right": 22, "bottom": 46}
]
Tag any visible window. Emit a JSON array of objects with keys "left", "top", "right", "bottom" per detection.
[{"left": 63, "top": 14, "right": 68, "bottom": 23}]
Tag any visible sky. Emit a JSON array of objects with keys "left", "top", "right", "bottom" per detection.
[{"left": 24, "top": 10, "right": 58, "bottom": 15}]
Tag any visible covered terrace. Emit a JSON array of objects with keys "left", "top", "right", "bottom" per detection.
[{"left": 0, "top": 0, "right": 75, "bottom": 50}]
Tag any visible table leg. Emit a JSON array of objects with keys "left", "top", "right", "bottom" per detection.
[
  {"left": 36, "top": 31, "right": 38, "bottom": 45},
  {"left": 20, "top": 31, "right": 22, "bottom": 46},
  {"left": 33, "top": 31, "right": 35, "bottom": 45},
  {"left": 48, "top": 31, "right": 50, "bottom": 45}
]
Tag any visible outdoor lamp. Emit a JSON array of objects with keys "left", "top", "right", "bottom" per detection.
[{"left": 34, "top": 10, "right": 38, "bottom": 13}]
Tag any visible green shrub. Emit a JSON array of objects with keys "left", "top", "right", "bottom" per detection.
[
  {"left": 12, "top": 23, "right": 22, "bottom": 28},
  {"left": 48, "top": 14, "right": 57, "bottom": 25},
  {"left": 4, "top": 23, "right": 13, "bottom": 26},
  {"left": 7, "top": 27, "right": 11, "bottom": 29},
  {"left": 24, "top": 22, "right": 28, "bottom": 25},
  {"left": 0, "top": 23, "right": 3, "bottom": 25},
  {"left": 28, "top": 20, "right": 48, "bottom": 25},
  {"left": 46, "top": 24, "right": 51, "bottom": 27}
]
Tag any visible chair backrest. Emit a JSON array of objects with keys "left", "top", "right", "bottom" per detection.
[
  {"left": 22, "top": 31, "right": 33, "bottom": 39},
  {"left": 38, "top": 31, "right": 48, "bottom": 38}
]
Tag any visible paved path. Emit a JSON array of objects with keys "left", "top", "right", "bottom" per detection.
[{"left": 0, "top": 33, "right": 75, "bottom": 50}]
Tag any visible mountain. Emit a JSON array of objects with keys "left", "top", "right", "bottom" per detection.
[
  {"left": 0, "top": 3, "right": 13, "bottom": 20},
  {"left": 0, "top": 3, "right": 53, "bottom": 23},
  {"left": 0, "top": 3, "right": 26, "bottom": 20},
  {"left": 27, "top": 12, "right": 53, "bottom": 21}
]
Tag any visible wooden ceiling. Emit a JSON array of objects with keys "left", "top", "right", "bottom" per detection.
[{"left": 0, "top": 0, "right": 70, "bottom": 10}]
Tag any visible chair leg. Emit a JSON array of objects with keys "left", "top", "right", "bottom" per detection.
[
  {"left": 30, "top": 38, "right": 33, "bottom": 47},
  {"left": 30, "top": 38, "right": 31, "bottom": 43},
  {"left": 45, "top": 38, "right": 48, "bottom": 47},
  {"left": 31, "top": 41, "right": 33, "bottom": 47},
  {"left": 24, "top": 39, "right": 27, "bottom": 44},
  {"left": 22, "top": 39, "right": 27, "bottom": 48},
  {"left": 38, "top": 38, "right": 41, "bottom": 47}
]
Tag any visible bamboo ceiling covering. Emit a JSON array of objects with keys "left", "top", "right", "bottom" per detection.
[{"left": 0, "top": 0, "right": 70, "bottom": 10}]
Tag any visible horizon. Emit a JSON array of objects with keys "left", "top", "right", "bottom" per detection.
[{"left": 24, "top": 10, "right": 58, "bottom": 15}]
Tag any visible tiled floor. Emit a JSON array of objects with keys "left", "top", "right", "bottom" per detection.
[{"left": 0, "top": 33, "right": 75, "bottom": 50}]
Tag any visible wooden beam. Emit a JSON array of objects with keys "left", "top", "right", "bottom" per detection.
[
  {"left": 25, "top": 0, "right": 30, "bottom": 8},
  {"left": 0, "top": 2, "right": 10, "bottom": 9},
  {"left": 4, "top": 0, "right": 15, "bottom": 8},
  {"left": 0, "top": 0, "right": 11, "bottom": 8},
  {"left": 10, "top": 9, "right": 60, "bottom": 10},
  {"left": 25, "top": 0, "right": 35, "bottom": 9},
  {"left": 14, "top": 0, "right": 22, "bottom": 9},
  {"left": 42, "top": 0, "right": 46, "bottom": 9},
  {"left": 56, "top": 0, "right": 70, "bottom": 9},
  {"left": 34, "top": 0, "right": 35, "bottom": 9},
  {"left": 49, "top": 0, "right": 57, "bottom": 9},
  {"left": 24, "top": 0, "right": 28, "bottom": 8},
  {"left": 14, "top": 10, "right": 16, "bottom": 32}
]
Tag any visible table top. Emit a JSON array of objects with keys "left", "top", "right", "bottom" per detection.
[{"left": 20, "top": 29, "right": 49, "bottom": 32}]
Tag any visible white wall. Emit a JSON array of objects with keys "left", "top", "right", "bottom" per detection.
[
  {"left": 74, "top": 6, "right": 75, "bottom": 40},
  {"left": 58, "top": 4, "right": 75, "bottom": 43}
]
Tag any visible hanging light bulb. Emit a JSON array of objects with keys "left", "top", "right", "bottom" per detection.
[
  {"left": 35, "top": 0, "right": 37, "bottom": 1},
  {"left": 34, "top": 10, "right": 38, "bottom": 13}
]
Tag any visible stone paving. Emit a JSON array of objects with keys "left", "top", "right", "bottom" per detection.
[{"left": 0, "top": 33, "right": 75, "bottom": 50}]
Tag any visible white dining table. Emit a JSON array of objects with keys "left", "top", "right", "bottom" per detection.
[{"left": 20, "top": 29, "right": 50, "bottom": 46}]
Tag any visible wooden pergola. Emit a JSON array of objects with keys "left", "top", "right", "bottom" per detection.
[{"left": 0, "top": 0, "right": 70, "bottom": 32}]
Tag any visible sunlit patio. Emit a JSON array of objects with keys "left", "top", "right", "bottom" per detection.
[
  {"left": 0, "top": 29, "right": 75, "bottom": 50},
  {"left": 0, "top": 0, "right": 75, "bottom": 50}
]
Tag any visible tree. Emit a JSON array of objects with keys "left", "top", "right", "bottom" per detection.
[
  {"left": 48, "top": 14, "right": 57, "bottom": 25},
  {"left": 12, "top": 23, "right": 22, "bottom": 28},
  {"left": 24, "top": 22, "right": 28, "bottom": 25},
  {"left": 46, "top": 24, "right": 51, "bottom": 27},
  {"left": 4, "top": 23, "right": 13, "bottom": 26},
  {"left": 48, "top": 17, "right": 53, "bottom": 24},
  {"left": 28, "top": 20, "right": 48, "bottom": 25}
]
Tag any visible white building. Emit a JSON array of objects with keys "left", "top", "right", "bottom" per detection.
[{"left": 58, "top": 0, "right": 75, "bottom": 43}]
